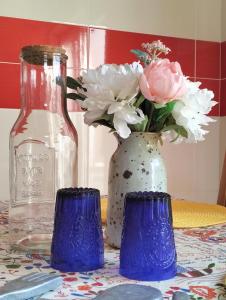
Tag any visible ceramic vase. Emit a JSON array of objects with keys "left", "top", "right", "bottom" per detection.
[{"left": 106, "top": 132, "right": 167, "bottom": 248}]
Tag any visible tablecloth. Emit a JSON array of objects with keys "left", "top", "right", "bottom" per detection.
[{"left": 0, "top": 202, "right": 226, "bottom": 300}]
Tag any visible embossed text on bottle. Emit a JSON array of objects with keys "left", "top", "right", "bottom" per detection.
[{"left": 14, "top": 140, "right": 55, "bottom": 205}]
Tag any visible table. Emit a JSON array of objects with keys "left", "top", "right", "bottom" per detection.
[{"left": 0, "top": 205, "right": 226, "bottom": 300}]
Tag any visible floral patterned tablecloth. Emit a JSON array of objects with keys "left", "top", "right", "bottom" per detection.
[{"left": 0, "top": 203, "right": 226, "bottom": 300}]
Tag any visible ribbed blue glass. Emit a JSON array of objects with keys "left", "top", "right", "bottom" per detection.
[
  {"left": 51, "top": 188, "right": 104, "bottom": 272},
  {"left": 120, "top": 191, "right": 177, "bottom": 281}
]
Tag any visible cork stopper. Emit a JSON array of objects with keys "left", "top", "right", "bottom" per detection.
[{"left": 21, "top": 45, "right": 68, "bottom": 65}]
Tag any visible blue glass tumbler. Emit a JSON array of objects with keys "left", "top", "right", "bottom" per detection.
[
  {"left": 51, "top": 188, "right": 104, "bottom": 272},
  {"left": 120, "top": 191, "right": 177, "bottom": 281}
]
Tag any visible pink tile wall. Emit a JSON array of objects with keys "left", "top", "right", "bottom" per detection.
[{"left": 0, "top": 16, "right": 223, "bottom": 116}]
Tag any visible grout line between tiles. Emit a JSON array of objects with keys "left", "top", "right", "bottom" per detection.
[
  {"left": 196, "top": 77, "right": 221, "bottom": 81},
  {"left": 194, "top": 39, "right": 197, "bottom": 79},
  {"left": 0, "top": 61, "right": 20, "bottom": 65},
  {"left": 219, "top": 38, "right": 222, "bottom": 118},
  {"left": 87, "top": 26, "right": 91, "bottom": 70}
]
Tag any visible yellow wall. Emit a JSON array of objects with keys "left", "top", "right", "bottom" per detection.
[
  {"left": 0, "top": 0, "right": 223, "bottom": 41},
  {"left": 222, "top": 0, "right": 226, "bottom": 41}
]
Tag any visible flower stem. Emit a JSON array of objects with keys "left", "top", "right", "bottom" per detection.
[
  {"left": 135, "top": 94, "right": 145, "bottom": 108},
  {"left": 145, "top": 103, "right": 154, "bottom": 132}
]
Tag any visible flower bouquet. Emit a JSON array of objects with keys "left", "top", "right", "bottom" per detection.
[
  {"left": 66, "top": 41, "right": 217, "bottom": 247},
  {"left": 66, "top": 40, "right": 217, "bottom": 142}
]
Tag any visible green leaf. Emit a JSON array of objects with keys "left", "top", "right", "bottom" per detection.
[
  {"left": 130, "top": 49, "right": 148, "bottom": 60},
  {"left": 66, "top": 76, "right": 83, "bottom": 90},
  {"left": 66, "top": 93, "right": 85, "bottom": 101},
  {"left": 140, "top": 99, "right": 154, "bottom": 116},
  {"left": 156, "top": 100, "right": 177, "bottom": 122},
  {"left": 154, "top": 103, "right": 166, "bottom": 109},
  {"left": 92, "top": 114, "right": 114, "bottom": 130},
  {"left": 169, "top": 134, "right": 180, "bottom": 143},
  {"left": 145, "top": 102, "right": 155, "bottom": 131},
  {"left": 149, "top": 100, "right": 178, "bottom": 132},
  {"left": 165, "top": 114, "right": 176, "bottom": 126},
  {"left": 162, "top": 124, "right": 188, "bottom": 139},
  {"left": 133, "top": 115, "right": 148, "bottom": 132},
  {"left": 96, "top": 114, "right": 112, "bottom": 123},
  {"left": 167, "top": 100, "right": 177, "bottom": 110},
  {"left": 135, "top": 94, "right": 145, "bottom": 108},
  {"left": 94, "top": 119, "right": 114, "bottom": 130}
]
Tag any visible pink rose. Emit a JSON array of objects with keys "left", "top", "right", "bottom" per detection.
[{"left": 139, "top": 59, "right": 187, "bottom": 104}]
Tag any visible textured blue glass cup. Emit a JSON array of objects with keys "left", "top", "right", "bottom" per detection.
[
  {"left": 51, "top": 188, "right": 104, "bottom": 272},
  {"left": 120, "top": 191, "right": 177, "bottom": 281}
]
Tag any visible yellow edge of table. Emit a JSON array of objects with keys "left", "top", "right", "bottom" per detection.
[{"left": 101, "top": 197, "right": 226, "bottom": 228}]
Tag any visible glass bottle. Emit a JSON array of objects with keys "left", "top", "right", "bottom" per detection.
[{"left": 9, "top": 45, "right": 78, "bottom": 254}]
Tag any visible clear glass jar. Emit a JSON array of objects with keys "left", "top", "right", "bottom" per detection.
[{"left": 9, "top": 45, "right": 78, "bottom": 254}]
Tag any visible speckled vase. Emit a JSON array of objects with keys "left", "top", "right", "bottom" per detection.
[{"left": 106, "top": 132, "right": 167, "bottom": 248}]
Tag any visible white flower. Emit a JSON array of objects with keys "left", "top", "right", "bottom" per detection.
[
  {"left": 170, "top": 79, "right": 217, "bottom": 143},
  {"left": 108, "top": 101, "right": 144, "bottom": 138},
  {"left": 81, "top": 63, "right": 144, "bottom": 138},
  {"left": 142, "top": 40, "right": 171, "bottom": 55}
]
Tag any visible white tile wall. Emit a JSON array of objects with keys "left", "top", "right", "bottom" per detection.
[
  {"left": 86, "top": 118, "right": 220, "bottom": 203},
  {"left": 222, "top": 0, "right": 226, "bottom": 41},
  {"left": 0, "top": 109, "right": 89, "bottom": 200},
  {"left": 162, "top": 118, "right": 220, "bottom": 203},
  {"left": 1, "top": 109, "right": 220, "bottom": 204}
]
